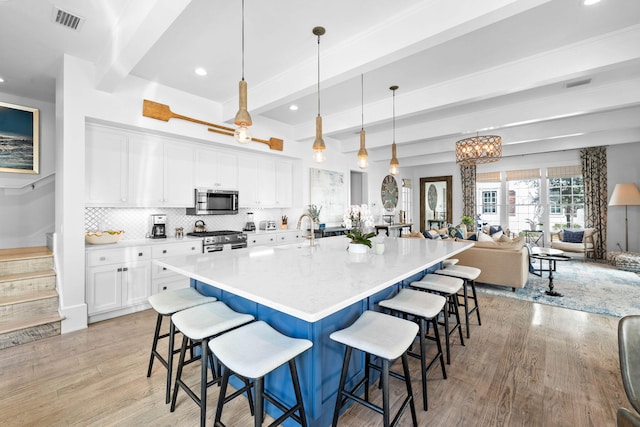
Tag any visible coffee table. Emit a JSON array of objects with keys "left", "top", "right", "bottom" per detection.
[
  {"left": 529, "top": 247, "right": 565, "bottom": 277},
  {"left": 530, "top": 249, "right": 571, "bottom": 297}
]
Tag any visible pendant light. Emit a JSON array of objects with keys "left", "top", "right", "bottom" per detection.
[
  {"left": 234, "top": 0, "right": 252, "bottom": 144},
  {"left": 389, "top": 85, "right": 400, "bottom": 175},
  {"left": 357, "top": 74, "right": 368, "bottom": 169},
  {"left": 312, "top": 26, "right": 326, "bottom": 163}
]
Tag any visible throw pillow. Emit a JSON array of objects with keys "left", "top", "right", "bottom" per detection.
[
  {"left": 498, "top": 234, "right": 513, "bottom": 242},
  {"left": 562, "top": 229, "right": 584, "bottom": 243},
  {"left": 424, "top": 230, "right": 440, "bottom": 239},
  {"left": 467, "top": 233, "right": 477, "bottom": 241},
  {"left": 478, "top": 232, "right": 494, "bottom": 242},
  {"left": 489, "top": 225, "right": 503, "bottom": 235},
  {"left": 491, "top": 230, "right": 504, "bottom": 241},
  {"left": 448, "top": 225, "right": 465, "bottom": 239}
]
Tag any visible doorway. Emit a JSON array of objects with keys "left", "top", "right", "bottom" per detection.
[{"left": 350, "top": 171, "right": 368, "bottom": 205}]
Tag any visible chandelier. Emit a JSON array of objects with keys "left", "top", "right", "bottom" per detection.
[{"left": 455, "top": 134, "right": 502, "bottom": 165}]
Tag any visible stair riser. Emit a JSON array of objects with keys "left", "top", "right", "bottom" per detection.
[
  {"left": 0, "top": 257, "right": 53, "bottom": 276},
  {"left": 0, "top": 276, "right": 56, "bottom": 298},
  {"left": 0, "top": 321, "right": 61, "bottom": 350},
  {"left": 0, "top": 297, "right": 59, "bottom": 323}
]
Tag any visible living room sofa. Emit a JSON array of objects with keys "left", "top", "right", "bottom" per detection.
[{"left": 452, "top": 240, "right": 529, "bottom": 291}]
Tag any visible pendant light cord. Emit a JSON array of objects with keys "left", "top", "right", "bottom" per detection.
[
  {"left": 317, "top": 34, "right": 321, "bottom": 117},
  {"left": 392, "top": 88, "right": 396, "bottom": 143},
  {"left": 361, "top": 74, "right": 364, "bottom": 131},
  {"left": 241, "top": 0, "right": 245, "bottom": 81}
]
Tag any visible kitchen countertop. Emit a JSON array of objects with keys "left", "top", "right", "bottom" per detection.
[
  {"left": 154, "top": 236, "right": 472, "bottom": 322},
  {"left": 84, "top": 236, "right": 203, "bottom": 251}
]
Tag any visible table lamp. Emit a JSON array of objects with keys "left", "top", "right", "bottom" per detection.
[{"left": 608, "top": 183, "right": 640, "bottom": 252}]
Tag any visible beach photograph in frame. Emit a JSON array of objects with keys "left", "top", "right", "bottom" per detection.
[{"left": 0, "top": 101, "right": 39, "bottom": 174}]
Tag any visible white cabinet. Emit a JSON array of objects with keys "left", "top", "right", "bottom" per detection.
[
  {"left": 128, "top": 135, "right": 194, "bottom": 207},
  {"left": 85, "top": 125, "right": 194, "bottom": 208},
  {"left": 246, "top": 230, "right": 303, "bottom": 247},
  {"left": 86, "top": 245, "right": 152, "bottom": 323},
  {"left": 239, "top": 156, "right": 293, "bottom": 208},
  {"left": 195, "top": 147, "right": 238, "bottom": 189},
  {"left": 85, "top": 126, "right": 129, "bottom": 206},
  {"left": 151, "top": 240, "right": 201, "bottom": 294}
]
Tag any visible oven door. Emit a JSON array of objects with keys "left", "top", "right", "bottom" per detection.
[{"left": 203, "top": 244, "right": 224, "bottom": 254}]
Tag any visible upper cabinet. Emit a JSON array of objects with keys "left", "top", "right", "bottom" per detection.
[
  {"left": 85, "top": 126, "right": 129, "bottom": 206},
  {"left": 239, "top": 155, "right": 292, "bottom": 208},
  {"left": 86, "top": 124, "right": 295, "bottom": 209},
  {"left": 194, "top": 147, "right": 238, "bottom": 190},
  {"left": 86, "top": 125, "right": 194, "bottom": 208}
]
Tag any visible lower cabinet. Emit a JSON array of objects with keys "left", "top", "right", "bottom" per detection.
[
  {"left": 246, "top": 230, "right": 303, "bottom": 247},
  {"left": 86, "top": 260, "right": 151, "bottom": 323},
  {"left": 86, "top": 240, "right": 201, "bottom": 323}
]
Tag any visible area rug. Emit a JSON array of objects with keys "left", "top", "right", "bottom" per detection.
[{"left": 475, "top": 260, "right": 640, "bottom": 318}]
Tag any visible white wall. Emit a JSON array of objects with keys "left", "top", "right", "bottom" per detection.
[
  {"left": 607, "top": 142, "right": 640, "bottom": 253},
  {"left": 0, "top": 92, "right": 56, "bottom": 249}
]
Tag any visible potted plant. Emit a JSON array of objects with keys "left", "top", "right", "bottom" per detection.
[
  {"left": 343, "top": 204, "right": 376, "bottom": 252},
  {"left": 308, "top": 204, "right": 322, "bottom": 227},
  {"left": 461, "top": 215, "right": 475, "bottom": 232}
]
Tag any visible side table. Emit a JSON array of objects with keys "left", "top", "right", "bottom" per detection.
[{"left": 523, "top": 230, "right": 544, "bottom": 247}]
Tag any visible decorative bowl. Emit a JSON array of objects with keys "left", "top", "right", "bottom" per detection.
[{"left": 85, "top": 230, "right": 124, "bottom": 245}]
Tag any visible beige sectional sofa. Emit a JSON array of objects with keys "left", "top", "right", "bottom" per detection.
[{"left": 452, "top": 240, "right": 529, "bottom": 291}]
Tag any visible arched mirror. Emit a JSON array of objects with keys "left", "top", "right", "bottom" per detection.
[{"left": 420, "top": 176, "right": 452, "bottom": 231}]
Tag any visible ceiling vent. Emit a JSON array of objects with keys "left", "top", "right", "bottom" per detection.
[
  {"left": 565, "top": 78, "right": 592, "bottom": 89},
  {"left": 52, "top": 7, "right": 85, "bottom": 31}
]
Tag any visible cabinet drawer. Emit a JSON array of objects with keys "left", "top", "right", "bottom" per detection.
[
  {"left": 87, "top": 246, "right": 150, "bottom": 267},
  {"left": 247, "top": 234, "right": 277, "bottom": 246},
  {"left": 152, "top": 262, "right": 183, "bottom": 280},
  {"left": 152, "top": 241, "right": 201, "bottom": 258}
]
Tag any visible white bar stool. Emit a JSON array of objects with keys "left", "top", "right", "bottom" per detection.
[
  {"left": 209, "top": 320, "right": 313, "bottom": 427},
  {"left": 146, "top": 287, "right": 217, "bottom": 404},
  {"left": 442, "top": 258, "right": 459, "bottom": 268},
  {"left": 330, "top": 310, "right": 418, "bottom": 427},
  {"left": 379, "top": 288, "right": 447, "bottom": 411},
  {"left": 170, "top": 301, "right": 254, "bottom": 427},
  {"left": 411, "top": 275, "right": 465, "bottom": 364},
  {"left": 436, "top": 265, "right": 482, "bottom": 338}
]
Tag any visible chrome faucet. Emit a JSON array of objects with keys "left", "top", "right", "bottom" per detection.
[{"left": 297, "top": 213, "right": 316, "bottom": 246}]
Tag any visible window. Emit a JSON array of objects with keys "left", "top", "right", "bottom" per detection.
[
  {"left": 401, "top": 179, "right": 412, "bottom": 223},
  {"left": 482, "top": 191, "right": 497, "bottom": 214},
  {"left": 547, "top": 172, "right": 584, "bottom": 230},
  {"left": 505, "top": 169, "right": 541, "bottom": 233}
]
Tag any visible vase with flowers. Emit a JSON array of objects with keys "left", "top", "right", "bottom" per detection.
[{"left": 343, "top": 204, "right": 376, "bottom": 253}]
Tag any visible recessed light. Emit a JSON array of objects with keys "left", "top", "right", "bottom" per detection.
[
  {"left": 194, "top": 67, "right": 207, "bottom": 76},
  {"left": 583, "top": 0, "right": 601, "bottom": 5},
  {"left": 289, "top": 105, "right": 298, "bottom": 111},
  {"left": 0, "top": 77, "right": 4, "bottom": 83}
]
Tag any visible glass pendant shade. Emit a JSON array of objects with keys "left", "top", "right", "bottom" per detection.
[
  {"left": 389, "top": 142, "right": 399, "bottom": 175},
  {"left": 234, "top": 125, "right": 252, "bottom": 144},
  {"left": 312, "top": 115, "right": 326, "bottom": 163},
  {"left": 357, "top": 129, "right": 368, "bottom": 169}
]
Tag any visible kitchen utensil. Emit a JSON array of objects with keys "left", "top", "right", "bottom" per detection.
[{"left": 194, "top": 220, "right": 207, "bottom": 233}]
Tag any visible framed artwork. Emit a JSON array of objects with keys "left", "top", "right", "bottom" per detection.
[
  {"left": 0, "top": 101, "right": 40, "bottom": 174},
  {"left": 309, "top": 168, "right": 345, "bottom": 223}
]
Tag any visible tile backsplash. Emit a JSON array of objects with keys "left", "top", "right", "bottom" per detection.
[{"left": 85, "top": 207, "right": 300, "bottom": 240}]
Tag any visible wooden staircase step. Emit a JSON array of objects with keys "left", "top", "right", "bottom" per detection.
[
  {"left": 0, "top": 269, "right": 56, "bottom": 283},
  {"left": 0, "top": 313, "right": 64, "bottom": 350},
  {"left": 0, "top": 291, "right": 59, "bottom": 323},
  {"left": 0, "top": 269, "right": 56, "bottom": 298},
  {"left": 0, "top": 290, "right": 59, "bottom": 307},
  {"left": 0, "top": 246, "right": 52, "bottom": 262}
]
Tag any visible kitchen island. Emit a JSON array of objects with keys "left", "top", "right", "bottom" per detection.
[{"left": 155, "top": 236, "right": 472, "bottom": 426}]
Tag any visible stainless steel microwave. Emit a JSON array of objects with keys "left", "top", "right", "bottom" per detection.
[{"left": 186, "top": 189, "right": 239, "bottom": 215}]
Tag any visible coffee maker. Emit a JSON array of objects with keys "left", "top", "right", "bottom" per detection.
[{"left": 150, "top": 214, "right": 167, "bottom": 239}]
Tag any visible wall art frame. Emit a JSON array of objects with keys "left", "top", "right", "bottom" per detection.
[{"left": 0, "top": 101, "right": 40, "bottom": 174}]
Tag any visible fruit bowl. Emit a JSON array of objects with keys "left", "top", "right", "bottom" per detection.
[{"left": 85, "top": 230, "right": 125, "bottom": 245}]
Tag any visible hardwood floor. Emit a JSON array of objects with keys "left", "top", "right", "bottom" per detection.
[{"left": 0, "top": 294, "right": 629, "bottom": 426}]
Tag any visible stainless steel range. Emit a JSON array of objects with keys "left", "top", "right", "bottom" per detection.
[{"left": 186, "top": 230, "right": 248, "bottom": 253}]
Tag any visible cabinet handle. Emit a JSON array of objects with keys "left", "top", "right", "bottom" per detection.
[
  {"left": 117, "top": 267, "right": 122, "bottom": 272},
  {"left": 122, "top": 267, "right": 128, "bottom": 272},
  {"left": 163, "top": 286, "right": 167, "bottom": 291},
  {"left": 138, "top": 252, "right": 143, "bottom": 257},
  {"left": 162, "top": 267, "right": 167, "bottom": 271},
  {"left": 163, "top": 250, "right": 167, "bottom": 254},
  {"left": 100, "top": 256, "right": 106, "bottom": 261},
  {"left": 191, "top": 247, "right": 195, "bottom": 250}
]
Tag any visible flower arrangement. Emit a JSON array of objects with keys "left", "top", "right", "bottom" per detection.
[{"left": 343, "top": 204, "right": 376, "bottom": 247}]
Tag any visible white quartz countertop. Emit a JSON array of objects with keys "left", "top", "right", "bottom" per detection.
[
  {"left": 85, "top": 236, "right": 202, "bottom": 251},
  {"left": 154, "top": 236, "right": 473, "bottom": 323}
]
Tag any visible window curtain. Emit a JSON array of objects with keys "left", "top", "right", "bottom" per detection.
[
  {"left": 580, "top": 146, "right": 607, "bottom": 259},
  {"left": 460, "top": 164, "right": 476, "bottom": 218}
]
